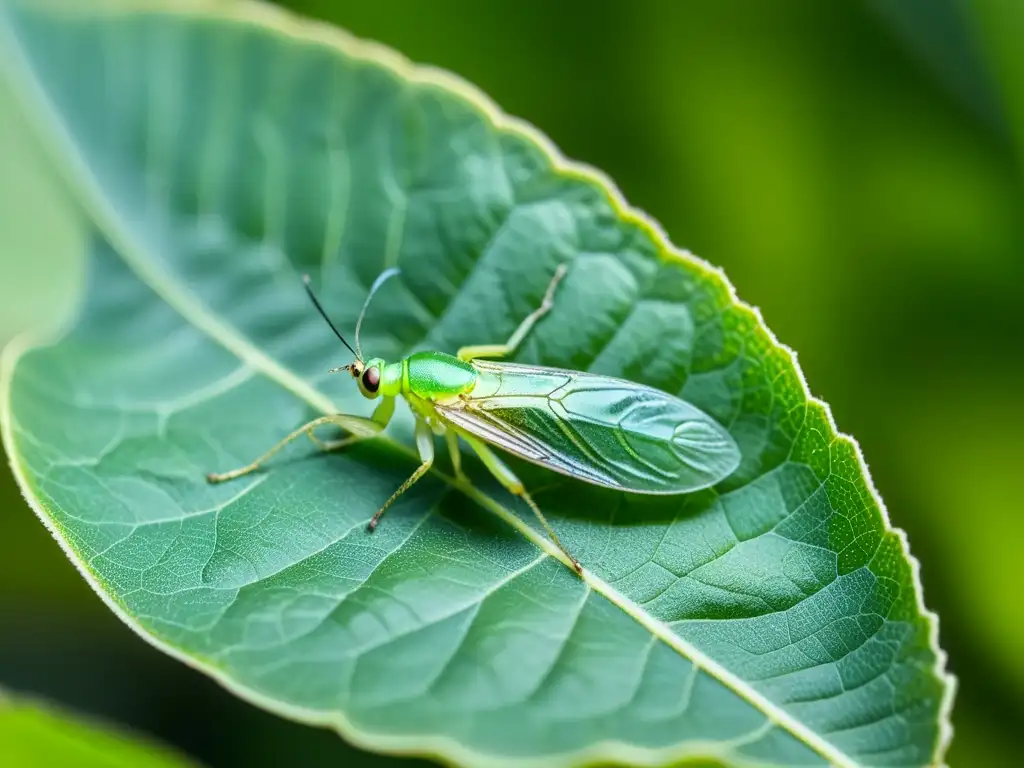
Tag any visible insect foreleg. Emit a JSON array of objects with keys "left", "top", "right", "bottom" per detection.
[
  {"left": 367, "top": 417, "right": 435, "bottom": 532},
  {"left": 457, "top": 263, "right": 567, "bottom": 362},
  {"left": 205, "top": 401, "right": 394, "bottom": 484},
  {"left": 308, "top": 396, "right": 395, "bottom": 452},
  {"left": 462, "top": 434, "right": 582, "bottom": 575}
]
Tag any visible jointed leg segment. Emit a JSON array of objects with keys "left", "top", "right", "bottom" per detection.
[
  {"left": 367, "top": 417, "right": 434, "bottom": 531},
  {"left": 462, "top": 433, "right": 582, "bottom": 575},
  {"left": 457, "top": 263, "right": 567, "bottom": 362},
  {"left": 445, "top": 429, "right": 465, "bottom": 482},
  {"left": 206, "top": 397, "right": 395, "bottom": 484}
]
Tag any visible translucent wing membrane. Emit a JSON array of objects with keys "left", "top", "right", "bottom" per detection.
[{"left": 435, "top": 361, "right": 741, "bottom": 493}]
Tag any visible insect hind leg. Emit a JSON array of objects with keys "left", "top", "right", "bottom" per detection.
[
  {"left": 457, "top": 263, "right": 567, "bottom": 362},
  {"left": 462, "top": 433, "right": 582, "bottom": 575}
]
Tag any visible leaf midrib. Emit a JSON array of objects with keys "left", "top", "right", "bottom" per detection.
[{"left": 0, "top": 4, "right": 860, "bottom": 767}]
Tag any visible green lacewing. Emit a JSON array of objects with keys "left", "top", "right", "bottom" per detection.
[{"left": 207, "top": 265, "right": 741, "bottom": 574}]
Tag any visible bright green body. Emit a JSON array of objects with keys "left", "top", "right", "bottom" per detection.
[
  {"left": 385, "top": 351, "right": 739, "bottom": 495},
  {"left": 376, "top": 351, "right": 478, "bottom": 400},
  {"left": 207, "top": 265, "right": 741, "bottom": 575}
]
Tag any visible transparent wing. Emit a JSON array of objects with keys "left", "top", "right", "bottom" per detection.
[{"left": 435, "top": 361, "right": 741, "bottom": 494}]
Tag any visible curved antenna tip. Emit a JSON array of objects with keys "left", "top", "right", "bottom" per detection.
[{"left": 355, "top": 266, "right": 402, "bottom": 360}]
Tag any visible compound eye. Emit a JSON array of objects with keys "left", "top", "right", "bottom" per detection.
[{"left": 362, "top": 367, "right": 380, "bottom": 393}]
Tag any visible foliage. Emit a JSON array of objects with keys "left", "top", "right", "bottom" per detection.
[
  {"left": 0, "top": 2, "right": 954, "bottom": 767},
  {"left": 0, "top": 690, "right": 197, "bottom": 768}
]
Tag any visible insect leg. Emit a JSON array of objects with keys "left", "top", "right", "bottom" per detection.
[
  {"left": 457, "top": 263, "right": 567, "bottom": 362},
  {"left": 308, "top": 396, "right": 395, "bottom": 451},
  {"left": 205, "top": 402, "right": 393, "bottom": 484},
  {"left": 462, "top": 434, "right": 582, "bottom": 575},
  {"left": 445, "top": 428, "right": 466, "bottom": 482},
  {"left": 367, "top": 417, "right": 435, "bottom": 532}
]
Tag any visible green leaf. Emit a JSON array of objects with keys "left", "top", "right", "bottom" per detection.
[
  {"left": 0, "top": 1, "right": 953, "bottom": 766},
  {"left": 0, "top": 690, "right": 199, "bottom": 768},
  {"left": 0, "top": 60, "right": 83, "bottom": 344}
]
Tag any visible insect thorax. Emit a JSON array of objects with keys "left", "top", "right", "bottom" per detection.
[{"left": 404, "top": 351, "right": 478, "bottom": 400}]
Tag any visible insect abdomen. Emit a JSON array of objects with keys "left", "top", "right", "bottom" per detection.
[{"left": 404, "top": 351, "right": 478, "bottom": 400}]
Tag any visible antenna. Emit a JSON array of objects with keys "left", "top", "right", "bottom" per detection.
[
  {"left": 354, "top": 267, "right": 401, "bottom": 361},
  {"left": 301, "top": 274, "right": 360, "bottom": 361}
]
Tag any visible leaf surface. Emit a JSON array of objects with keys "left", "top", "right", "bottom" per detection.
[{"left": 0, "top": 1, "right": 953, "bottom": 766}]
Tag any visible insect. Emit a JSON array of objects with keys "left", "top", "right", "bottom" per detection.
[{"left": 206, "top": 264, "right": 741, "bottom": 575}]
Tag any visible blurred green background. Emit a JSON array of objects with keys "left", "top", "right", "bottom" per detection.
[{"left": 1, "top": 1, "right": 1021, "bottom": 766}]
